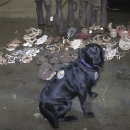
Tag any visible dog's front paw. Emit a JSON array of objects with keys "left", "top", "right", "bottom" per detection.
[
  {"left": 89, "top": 92, "right": 98, "bottom": 98},
  {"left": 92, "top": 92, "right": 98, "bottom": 98},
  {"left": 85, "top": 111, "right": 95, "bottom": 118}
]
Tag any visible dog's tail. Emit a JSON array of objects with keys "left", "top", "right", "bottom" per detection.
[{"left": 39, "top": 103, "right": 58, "bottom": 129}]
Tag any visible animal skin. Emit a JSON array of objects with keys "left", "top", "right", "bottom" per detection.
[{"left": 39, "top": 43, "right": 104, "bottom": 129}]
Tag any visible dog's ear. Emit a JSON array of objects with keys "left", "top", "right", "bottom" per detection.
[{"left": 76, "top": 47, "right": 85, "bottom": 62}]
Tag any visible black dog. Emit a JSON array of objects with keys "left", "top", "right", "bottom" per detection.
[{"left": 39, "top": 43, "right": 104, "bottom": 129}]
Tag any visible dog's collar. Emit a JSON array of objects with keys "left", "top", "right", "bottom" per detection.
[{"left": 81, "top": 59, "right": 93, "bottom": 69}]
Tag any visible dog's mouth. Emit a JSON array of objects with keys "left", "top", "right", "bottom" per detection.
[
  {"left": 89, "top": 58, "right": 102, "bottom": 69},
  {"left": 93, "top": 58, "right": 101, "bottom": 65},
  {"left": 92, "top": 59, "right": 102, "bottom": 69}
]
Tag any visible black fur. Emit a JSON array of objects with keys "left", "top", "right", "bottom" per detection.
[{"left": 39, "top": 44, "right": 104, "bottom": 129}]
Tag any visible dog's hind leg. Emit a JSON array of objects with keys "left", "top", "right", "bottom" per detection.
[
  {"left": 54, "top": 100, "right": 78, "bottom": 122},
  {"left": 39, "top": 102, "right": 59, "bottom": 129}
]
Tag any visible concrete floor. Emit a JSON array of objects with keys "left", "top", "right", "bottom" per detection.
[{"left": 0, "top": 0, "right": 130, "bottom": 130}]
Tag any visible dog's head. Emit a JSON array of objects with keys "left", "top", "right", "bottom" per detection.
[{"left": 77, "top": 43, "right": 104, "bottom": 69}]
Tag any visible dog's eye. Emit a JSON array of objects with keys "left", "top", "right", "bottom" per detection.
[{"left": 95, "top": 48, "right": 100, "bottom": 53}]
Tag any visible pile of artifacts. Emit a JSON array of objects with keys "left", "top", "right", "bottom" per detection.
[
  {"left": 0, "top": 28, "right": 43, "bottom": 65},
  {"left": 36, "top": 23, "right": 130, "bottom": 80},
  {"left": 0, "top": 23, "right": 130, "bottom": 81}
]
